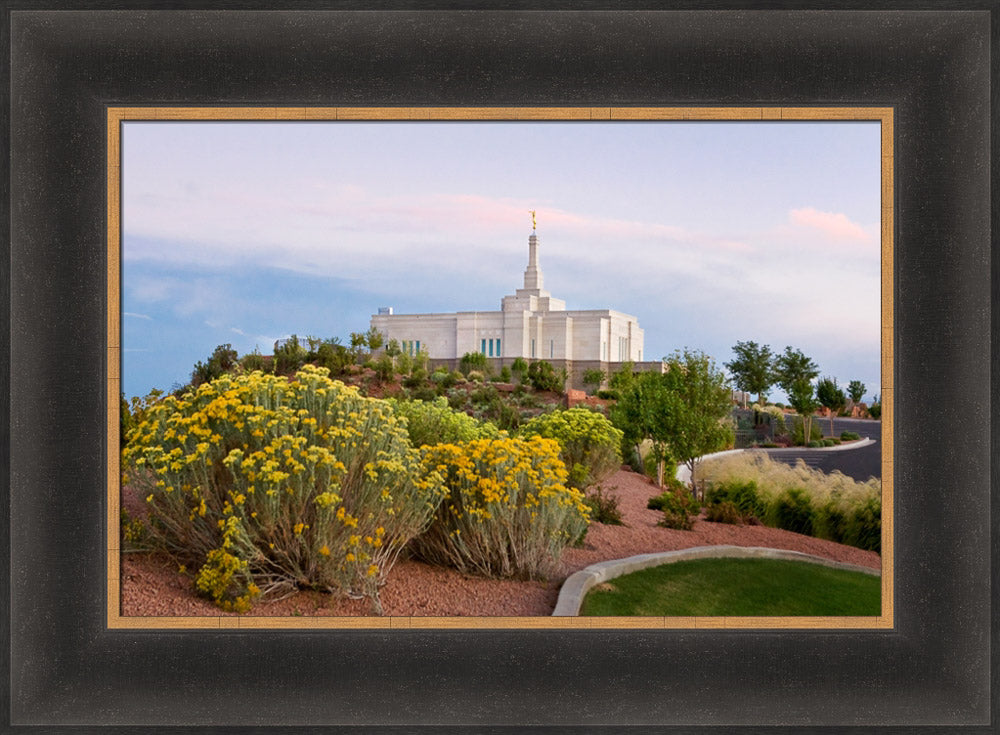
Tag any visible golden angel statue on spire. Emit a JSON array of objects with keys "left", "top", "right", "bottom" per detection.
[{"left": 529, "top": 209, "right": 537, "bottom": 230}]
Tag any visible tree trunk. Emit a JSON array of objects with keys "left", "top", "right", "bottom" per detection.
[
  {"left": 829, "top": 410, "right": 835, "bottom": 437},
  {"left": 656, "top": 458, "right": 664, "bottom": 488},
  {"left": 687, "top": 458, "right": 698, "bottom": 498}
]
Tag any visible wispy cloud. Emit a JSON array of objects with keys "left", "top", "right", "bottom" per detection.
[
  {"left": 123, "top": 311, "right": 152, "bottom": 320},
  {"left": 788, "top": 207, "right": 872, "bottom": 243}
]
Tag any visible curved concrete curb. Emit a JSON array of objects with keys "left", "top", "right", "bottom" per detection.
[
  {"left": 757, "top": 438, "right": 876, "bottom": 453},
  {"left": 551, "top": 545, "right": 880, "bottom": 616}
]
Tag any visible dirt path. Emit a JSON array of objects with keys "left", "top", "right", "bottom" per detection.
[{"left": 121, "top": 468, "right": 881, "bottom": 617}]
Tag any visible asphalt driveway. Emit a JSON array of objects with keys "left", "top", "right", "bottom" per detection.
[{"left": 760, "top": 417, "right": 882, "bottom": 482}]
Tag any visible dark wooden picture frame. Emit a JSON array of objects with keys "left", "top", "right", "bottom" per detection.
[{"left": 5, "top": 5, "right": 993, "bottom": 731}]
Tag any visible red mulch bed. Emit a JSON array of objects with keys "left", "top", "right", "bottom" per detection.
[{"left": 121, "top": 468, "right": 880, "bottom": 618}]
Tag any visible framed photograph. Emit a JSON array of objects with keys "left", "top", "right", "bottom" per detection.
[
  {"left": 109, "top": 106, "right": 892, "bottom": 632},
  {"left": 6, "top": 5, "right": 993, "bottom": 731}
]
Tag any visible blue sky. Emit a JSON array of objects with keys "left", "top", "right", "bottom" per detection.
[{"left": 122, "top": 120, "right": 882, "bottom": 402}]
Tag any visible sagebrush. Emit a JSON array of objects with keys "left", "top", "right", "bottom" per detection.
[
  {"left": 412, "top": 437, "right": 590, "bottom": 579},
  {"left": 123, "top": 366, "right": 446, "bottom": 613}
]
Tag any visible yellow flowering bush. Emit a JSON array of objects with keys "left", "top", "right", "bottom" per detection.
[
  {"left": 123, "top": 366, "right": 445, "bottom": 613},
  {"left": 413, "top": 437, "right": 590, "bottom": 579}
]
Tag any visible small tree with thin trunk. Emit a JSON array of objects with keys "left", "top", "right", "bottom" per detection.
[
  {"left": 815, "top": 376, "right": 846, "bottom": 436},
  {"left": 848, "top": 380, "right": 866, "bottom": 406},
  {"left": 662, "top": 350, "right": 735, "bottom": 495},
  {"left": 787, "top": 379, "right": 819, "bottom": 445}
]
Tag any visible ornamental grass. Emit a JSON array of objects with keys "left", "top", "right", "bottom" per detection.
[
  {"left": 697, "top": 452, "right": 882, "bottom": 551},
  {"left": 123, "top": 366, "right": 445, "bottom": 613},
  {"left": 413, "top": 437, "right": 591, "bottom": 579}
]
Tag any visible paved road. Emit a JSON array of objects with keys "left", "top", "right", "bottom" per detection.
[{"left": 759, "top": 417, "right": 882, "bottom": 482}]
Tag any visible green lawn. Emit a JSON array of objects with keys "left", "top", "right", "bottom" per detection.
[{"left": 580, "top": 557, "right": 881, "bottom": 616}]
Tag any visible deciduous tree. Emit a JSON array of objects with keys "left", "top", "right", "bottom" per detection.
[
  {"left": 724, "top": 340, "right": 774, "bottom": 407},
  {"left": 815, "top": 376, "right": 846, "bottom": 436},
  {"left": 787, "top": 379, "right": 819, "bottom": 445},
  {"left": 773, "top": 346, "right": 819, "bottom": 393},
  {"left": 611, "top": 350, "right": 733, "bottom": 493}
]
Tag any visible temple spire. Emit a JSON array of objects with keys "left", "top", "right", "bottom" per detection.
[{"left": 523, "top": 231, "right": 543, "bottom": 291}]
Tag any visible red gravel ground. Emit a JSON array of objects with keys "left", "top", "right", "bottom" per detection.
[{"left": 121, "top": 468, "right": 881, "bottom": 618}]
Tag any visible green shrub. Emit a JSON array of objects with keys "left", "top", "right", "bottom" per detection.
[
  {"left": 273, "top": 336, "right": 306, "bottom": 375},
  {"left": 583, "top": 485, "right": 624, "bottom": 526},
  {"left": 394, "top": 351, "right": 412, "bottom": 376},
  {"left": 402, "top": 367, "right": 427, "bottom": 389},
  {"left": 813, "top": 500, "right": 848, "bottom": 544},
  {"left": 486, "top": 399, "right": 522, "bottom": 432},
  {"left": 793, "top": 416, "right": 824, "bottom": 445},
  {"left": 868, "top": 401, "right": 881, "bottom": 419},
  {"left": 412, "top": 348, "right": 429, "bottom": 374},
  {"left": 374, "top": 353, "right": 395, "bottom": 383},
  {"left": 122, "top": 366, "right": 446, "bottom": 613},
  {"left": 469, "top": 384, "right": 498, "bottom": 406},
  {"left": 822, "top": 438, "right": 836, "bottom": 447},
  {"left": 807, "top": 440, "right": 823, "bottom": 448},
  {"left": 520, "top": 408, "right": 624, "bottom": 490},
  {"left": 499, "top": 365, "right": 512, "bottom": 383},
  {"left": 407, "top": 385, "right": 438, "bottom": 402},
  {"left": 459, "top": 351, "right": 490, "bottom": 377},
  {"left": 582, "top": 368, "right": 605, "bottom": 394},
  {"left": 766, "top": 488, "right": 815, "bottom": 536},
  {"left": 596, "top": 389, "right": 618, "bottom": 400},
  {"left": 840, "top": 430, "right": 861, "bottom": 441},
  {"left": 467, "top": 370, "right": 485, "bottom": 383},
  {"left": 386, "top": 397, "right": 496, "bottom": 448},
  {"left": 510, "top": 357, "right": 528, "bottom": 383},
  {"left": 314, "top": 340, "right": 352, "bottom": 376},
  {"left": 239, "top": 349, "right": 268, "bottom": 374},
  {"left": 704, "top": 479, "right": 764, "bottom": 521},
  {"left": 527, "top": 360, "right": 565, "bottom": 392},
  {"left": 413, "top": 437, "right": 590, "bottom": 579},
  {"left": 705, "top": 501, "right": 743, "bottom": 525},
  {"left": 192, "top": 344, "right": 239, "bottom": 386},
  {"left": 843, "top": 496, "right": 881, "bottom": 552},
  {"left": 648, "top": 490, "right": 699, "bottom": 530}
]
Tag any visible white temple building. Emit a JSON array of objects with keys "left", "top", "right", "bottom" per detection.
[{"left": 370, "top": 227, "right": 662, "bottom": 387}]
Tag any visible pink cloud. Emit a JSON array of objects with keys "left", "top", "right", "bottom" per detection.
[{"left": 789, "top": 207, "right": 871, "bottom": 242}]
